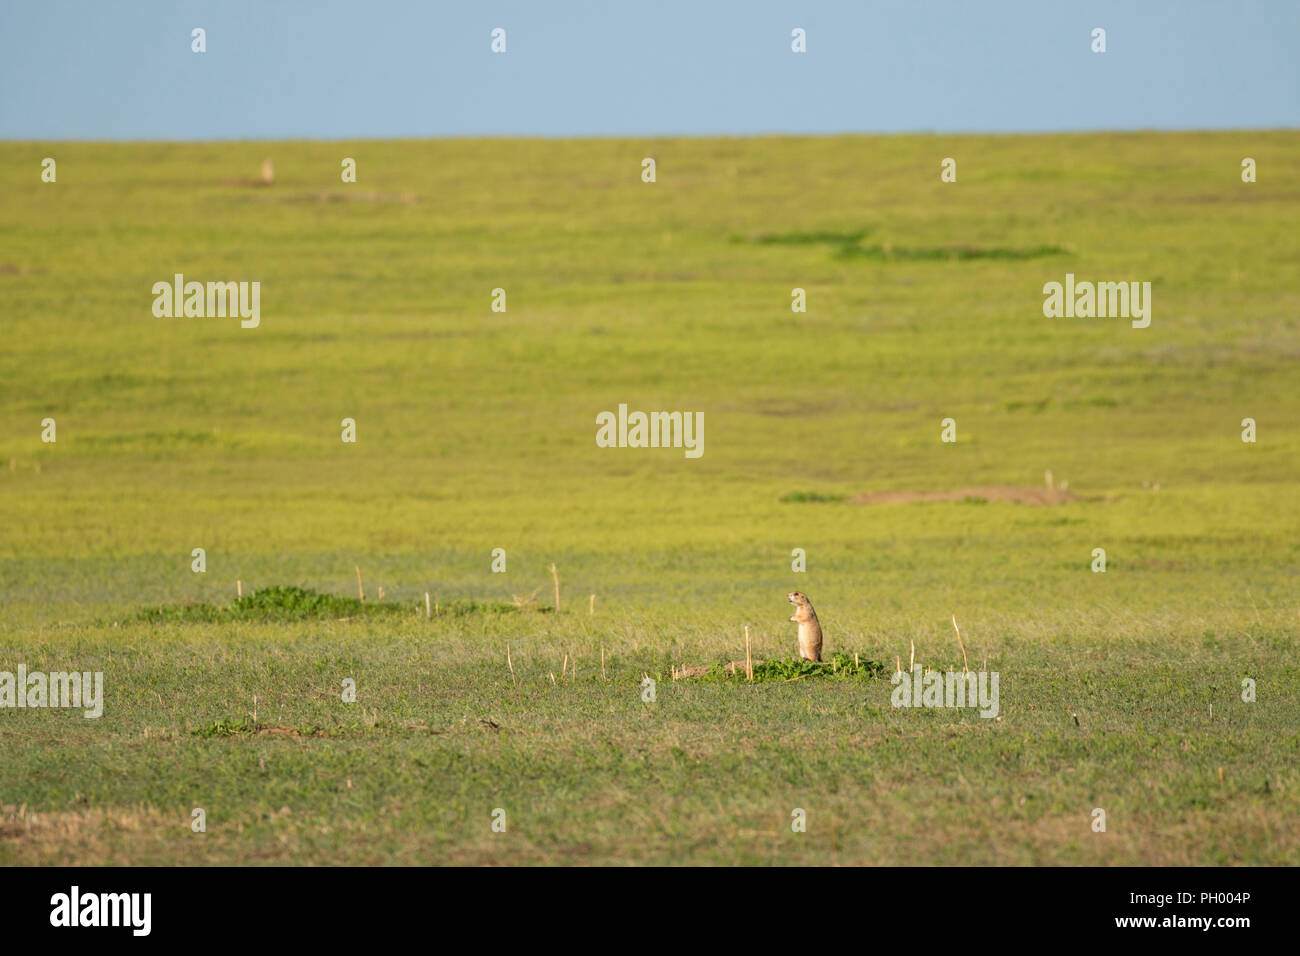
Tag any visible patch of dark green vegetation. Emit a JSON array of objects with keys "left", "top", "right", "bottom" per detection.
[
  {"left": 779, "top": 490, "right": 848, "bottom": 503},
  {"left": 138, "top": 585, "right": 520, "bottom": 624},
  {"left": 741, "top": 228, "right": 1067, "bottom": 263},
  {"left": 748, "top": 228, "right": 873, "bottom": 246},
  {"left": 191, "top": 717, "right": 333, "bottom": 739},
  {"left": 693, "top": 652, "right": 888, "bottom": 683},
  {"left": 439, "top": 598, "right": 536, "bottom": 615},
  {"left": 835, "top": 242, "right": 1068, "bottom": 262},
  {"left": 1005, "top": 397, "right": 1054, "bottom": 413},
  {"left": 193, "top": 717, "right": 261, "bottom": 738}
]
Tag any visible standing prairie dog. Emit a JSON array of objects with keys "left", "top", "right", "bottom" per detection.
[{"left": 787, "top": 591, "right": 823, "bottom": 662}]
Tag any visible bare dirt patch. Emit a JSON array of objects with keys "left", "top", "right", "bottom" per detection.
[
  {"left": 276, "top": 190, "right": 419, "bottom": 204},
  {"left": 0, "top": 805, "right": 175, "bottom": 846},
  {"left": 219, "top": 182, "right": 419, "bottom": 203},
  {"left": 671, "top": 660, "right": 764, "bottom": 679},
  {"left": 849, "top": 485, "right": 1082, "bottom": 506}
]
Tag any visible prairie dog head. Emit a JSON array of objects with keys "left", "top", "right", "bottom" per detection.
[{"left": 787, "top": 591, "right": 812, "bottom": 609}]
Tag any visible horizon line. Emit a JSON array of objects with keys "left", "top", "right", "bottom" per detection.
[{"left": 4, "top": 125, "right": 1298, "bottom": 145}]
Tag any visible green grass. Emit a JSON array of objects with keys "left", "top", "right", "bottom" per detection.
[
  {"left": 1, "top": 131, "right": 1298, "bottom": 864},
  {"left": 687, "top": 652, "right": 889, "bottom": 682},
  {"left": 136, "top": 585, "right": 519, "bottom": 623},
  {"left": 778, "top": 490, "right": 848, "bottom": 503}
]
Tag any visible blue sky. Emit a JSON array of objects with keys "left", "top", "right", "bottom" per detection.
[{"left": 1, "top": 1, "right": 1296, "bottom": 140}]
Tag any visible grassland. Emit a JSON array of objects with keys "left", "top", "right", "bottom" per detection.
[{"left": 1, "top": 132, "right": 1298, "bottom": 864}]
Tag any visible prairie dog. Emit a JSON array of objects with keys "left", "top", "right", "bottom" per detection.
[{"left": 787, "top": 591, "right": 823, "bottom": 662}]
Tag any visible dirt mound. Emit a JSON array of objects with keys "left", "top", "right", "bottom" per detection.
[
  {"left": 849, "top": 485, "right": 1080, "bottom": 506},
  {"left": 671, "top": 660, "right": 764, "bottom": 679}
]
